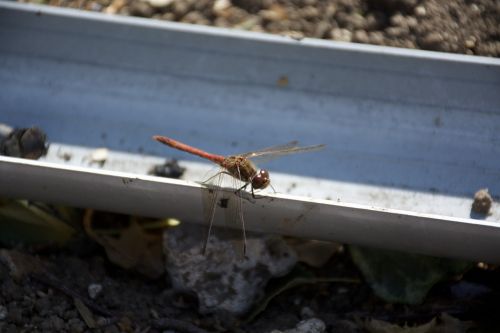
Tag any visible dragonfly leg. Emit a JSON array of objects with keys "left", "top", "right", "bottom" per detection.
[
  {"left": 202, "top": 171, "right": 232, "bottom": 184},
  {"left": 202, "top": 170, "right": 226, "bottom": 256},
  {"left": 236, "top": 165, "right": 248, "bottom": 258},
  {"left": 250, "top": 186, "right": 268, "bottom": 199},
  {"left": 235, "top": 183, "right": 249, "bottom": 194}
]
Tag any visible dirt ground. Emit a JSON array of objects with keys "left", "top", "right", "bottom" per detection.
[
  {"left": 19, "top": 0, "right": 500, "bottom": 57},
  {"left": 1, "top": 241, "right": 499, "bottom": 332}
]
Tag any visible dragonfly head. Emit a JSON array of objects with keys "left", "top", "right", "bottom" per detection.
[{"left": 251, "top": 169, "right": 270, "bottom": 190}]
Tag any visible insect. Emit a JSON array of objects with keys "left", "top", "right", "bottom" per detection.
[{"left": 153, "top": 135, "right": 324, "bottom": 255}]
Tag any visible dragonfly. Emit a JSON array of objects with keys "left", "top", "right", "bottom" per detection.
[{"left": 153, "top": 135, "right": 325, "bottom": 255}]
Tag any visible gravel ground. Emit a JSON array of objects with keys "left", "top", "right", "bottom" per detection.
[
  {"left": 19, "top": 0, "right": 500, "bottom": 57},
  {"left": 2, "top": 247, "right": 499, "bottom": 333}
]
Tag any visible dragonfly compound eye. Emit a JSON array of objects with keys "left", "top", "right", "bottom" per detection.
[{"left": 252, "top": 169, "right": 270, "bottom": 189}]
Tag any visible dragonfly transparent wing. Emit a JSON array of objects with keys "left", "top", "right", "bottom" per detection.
[
  {"left": 239, "top": 141, "right": 298, "bottom": 158},
  {"left": 233, "top": 164, "right": 247, "bottom": 257},
  {"left": 201, "top": 168, "right": 225, "bottom": 255},
  {"left": 201, "top": 167, "right": 248, "bottom": 256},
  {"left": 241, "top": 142, "right": 325, "bottom": 162}
]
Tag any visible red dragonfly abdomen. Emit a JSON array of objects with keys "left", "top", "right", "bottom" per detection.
[{"left": 153, "top": 136, "right": 225, "bottom": 165}]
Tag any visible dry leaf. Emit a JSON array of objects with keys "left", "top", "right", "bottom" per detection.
[
  {"left": 364, "top": 318, "right": 436, "bottom": 333},
  {"left": 0, "top": 249, "right": 48, "bottom": 281},
  {"left": 83, "top": 210, "right": 165, "bottom": 278},
  {"left": 287, "top": 239, "right": 341, "bottom": 267},
  {"left": 0, "top": 199, "right": 75, "bottom": 245},
  {"left": 363, "top": 313, "right": 473, "bottom": 333}
]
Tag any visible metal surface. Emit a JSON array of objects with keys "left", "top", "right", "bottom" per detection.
[
  {"left": 1, "top": 2, "right": 500, "bottom": 261},
  {"left": 2, "top": 154, "right": 500, "bottom": 263}
]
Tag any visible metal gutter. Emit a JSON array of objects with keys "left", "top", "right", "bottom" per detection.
[
  {"left": 2, "top": 155, "right": 500, "bottom": 263},
  {"left": 1, "top": 2, "right": 499, "bottom": 262}
]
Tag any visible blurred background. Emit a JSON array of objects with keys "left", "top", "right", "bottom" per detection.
[{"left": 18, "top": 0, "right": 500, "bottom": 57}]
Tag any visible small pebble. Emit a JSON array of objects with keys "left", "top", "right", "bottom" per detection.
[
  {"left": 465, "top": 37, "right": 476, "bottom": 49},
  {"left": 390, "top": 13, "right": 405, "bottom": 27},
  {"left": 271, "top": 318, "right": 326, "bottom": 333},
  {"left": 299, "top": 6, "right": 319, "bottom": 19},
  {"left": 369, "top": 31, "right": 385, "bottom": 45},
  {"left": 283, "top": 31, "right": 305, "bottom": 41},
  {"left": 300, "top": 306, "right": 315, "bottom": 319},
  {"left": 470, "top": 4, "right": 481, "bottom": 13},
  {"left": 386, "top": 26, "right": 407, "bottom": 38},
  {"left": 213, "top": 0, "right": 230, "bottom": 13},
  {"left": 88, "top": 283, "right": 103, "bottom": 299},
  {"left": 353, "top": 30, "right": 369, "bottom": 43},
  {"left": 472, "top": 189, "right": 493, "bottom": 215},
  {"left": 314, "top": 21, "right": 331, "bottom": 38},
  {"left": 419, "top": 32, "right": 444, "bottom": 50},
  {"left": 330, "top": 28, "right": 352, "bottom": 42},
  {"left": 150, "top": 159, "right": 185, "bottom": 179},
  {"left": 128, "top": 1, "right": 154, "bottom": 17},
  {"left": 295, "top": 318, "right": 326, "bottom": 333},
  {"left": 145, "top": 0, "right": 172, "bottom": 8},
  {"left": 0, "top": 305, "right": 7, "bottom": 320},
  {"left": 90, "top": 148, "right": 108, "bottom": 165},
  {"left": 414, "top": 5, "right": 426, "bottom": 17}
]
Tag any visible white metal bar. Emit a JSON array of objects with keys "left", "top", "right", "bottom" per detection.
[{"left": 1, "top": 155, "right": 500, "bottom": 263}]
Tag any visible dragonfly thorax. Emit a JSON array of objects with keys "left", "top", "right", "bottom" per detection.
[
  {"left": 222, "top": 156, "right": 270, "bottom": 189},
  {"left": 222, "top": 155, "right": 257, "bottom": 182}
]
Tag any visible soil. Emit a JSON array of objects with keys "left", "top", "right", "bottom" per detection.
[
  {"left": 1, "top": 244, "right": 499, "bottom": 332},
  {"left": 19, "top": 0, "right": 500, "bottom": 57}
]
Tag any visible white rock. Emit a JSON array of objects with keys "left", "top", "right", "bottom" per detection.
[
  {"left": 271, "top": 318, "right": 326, "bottom": 333},
  {"left": 163, "top": 223, "right": 297, "bottom": 315},
  {"left": 295, "top": 318, "right": 326, "bottom": 333},
  {"left": 213, "top": 0, "right": 231, "bottom": 13},
  {"left": 90, "top": 148, "right": 108, "bottom": 164},
  {"left": 414, "top": 6, "right": 426, "bottom": 17},
  {"left": 142, "top": 0, "right": 173, "bottom": 8}
]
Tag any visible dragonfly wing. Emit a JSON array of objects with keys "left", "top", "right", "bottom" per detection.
[
  {"left": 240, "top": 141, "right": 299, "bottom": 158},
  {"left": 243, "top": 143, "right": 326, "bottom": 161},
  {"left": 201, "top": 168, "right": 225, "bottom": 254}
]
